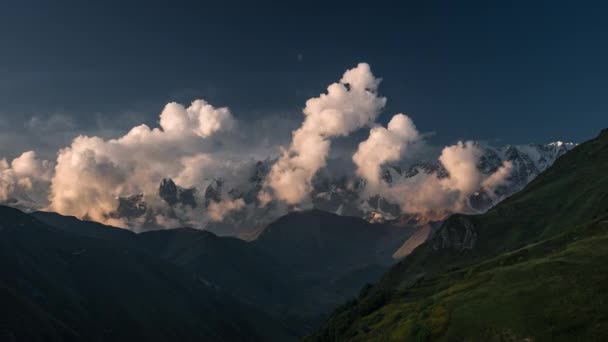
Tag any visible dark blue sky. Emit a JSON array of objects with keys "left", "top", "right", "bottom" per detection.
[{"left": 1, "top": 0, "right": 607, "bottom": 158}]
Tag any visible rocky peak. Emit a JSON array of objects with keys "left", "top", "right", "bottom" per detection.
[
  {"left": 159, "top": 178, "right": 179, "bottom": 205},
  {"left": 204, "top": 178, "right": 224, "bottom": 206},
  {"left": 159, "top": 178, "right": 197, "bottom": 208},
  {"left": 113, "top": 193, "right": 147, "bottom": 219},
  {"left": 250, "top": 161, "right": 269, "bottom": 184},
  {"left": 477, "top": 148, "right": 503, "bottom": 174}
]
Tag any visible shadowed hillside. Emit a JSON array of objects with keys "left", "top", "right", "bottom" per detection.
[
  {"left": 0, "top": 206, "right": 296, "bottom": 342},
  {"left": 30, "top": 207, "right": 416, "bottom": 336}
]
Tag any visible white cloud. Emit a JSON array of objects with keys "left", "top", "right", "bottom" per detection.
[
  {"left": 48, "top": 99, "right": 237, "bottom": 226},
  {"left": 263, "top": 63, "right": 387, "bottom": 204},
  {"left": 0, "top": 151, "right": 53, "bottom": 204},
  {"left": 375, "top": 141, "right": 513, "bottom": 217},
  {"left": 159, "top": 99, "right": 235, "bottom": 138},
  {"left": 353, "top": 113, "right": 419, "bottom": 190},
  {"left": 0, "top": 63, "right": 520, "bottom": 232}
]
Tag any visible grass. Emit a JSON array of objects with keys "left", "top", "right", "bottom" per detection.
[
  {"left": 307, "top": 130, "right": 608, "bottom": 341},
  {"left": 310, "top": 218, "right": 608, "bottom": 341}
]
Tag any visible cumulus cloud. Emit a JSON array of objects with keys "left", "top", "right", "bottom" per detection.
[
  {"left": 0, "top": 62, "right": 522, "bottom": 233},
  {"left": 159, "top": 100, "right": 235, "bottom": 138},
  {"left": 373, "top": 141, "right": 513, "bottom": 218},
  {"left": 263, "top": 63, "right": 387, "bottom": 204},
  {"left": 353, "top": 113, "right": 419, "bottom": 189},
  {"left": 351, "top": 107, "right": 513, "bottom": 219},
  {"left": 0, "top": 151, "right": 53, "bottom": 204},
  {"left": 48, "top": 99, "right": 237, "bottom": 227},
  {"left": 439, "top": 141, "right": 484, "bottom": 199}
]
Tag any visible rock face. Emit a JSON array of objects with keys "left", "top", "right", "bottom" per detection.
[
  {"left": 431, "top": 215, "right": 477, "bottom": 251},
  {"left": 159, "top": 178, "right": 197, "bottom": 208},
  {"left": 204, "top": 179, "right": 223, "bottom": 207},
  {"left": 159, "top": 178, "right": 179, "bottom": 205},
  {"left": 113, "top": 193, "right": 147, "bottom": 219}
]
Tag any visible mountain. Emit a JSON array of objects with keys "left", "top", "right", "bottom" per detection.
[
  {"left": 136, "top": 228, "right": 298, "bottom": 315},
  {"left": 307, "top": 129, "right": 607, "bottom": 341},
  {"left": 103, "top": 141, "right": 573, "bottom": 237},
  {"left": 0, "top": 206, "right": 297, "bottom": 342},
  {"left": 32, "top": 211, "right": 137, "bottom": 244},
  {"left": 0, "top": 132, "right": 590, "bottom": 341},
  {"left": 252, "top": 210, "right": 417, "bottom": 318},
  {"left": 254, "top": 210, "right": 410, "bottom": 276},
  {"left": 31, "top": 208, "right": 418, "bottom": 335}
]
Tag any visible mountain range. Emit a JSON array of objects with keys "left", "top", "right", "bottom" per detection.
[
  {"left": 1, "top": 203, "right": 422, "bottom": 340},
  {"left": 106, "top": 141, "right": 574, "bottom": 237},
  {"left": 1, "top": 131, "right": 604, "bottom": 341},
  {"left": 307, "top": 130, "right": 608, "bottom": 341}
]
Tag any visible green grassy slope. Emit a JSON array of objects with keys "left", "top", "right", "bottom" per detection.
[{"left": 308, "top": 129, "right": 608, "bottom": 341}]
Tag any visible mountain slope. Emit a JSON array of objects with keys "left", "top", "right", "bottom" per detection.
[
  {"left": 252, "top": 210, "right": 416, "bottom": 318},
  {"left": 0, "top": 206, "right": 296, "bottom": 342},
  {"left": 32, "top": 207, "right": 418, "bottom": 335},
  {"left": 253, "top": 210, "right": 413, "bottom": 277},
  {"left": 308, "top": 129, "right": 608, "bottom": 341},
  {"left": 31, "top": 212, "right": 297, "bottom": 313},
  {"left": 32, "top": 211, "right": 137, "bottom": 244},
  {"left": 136, "top": 228, "right": 299, "bottom": 314}
]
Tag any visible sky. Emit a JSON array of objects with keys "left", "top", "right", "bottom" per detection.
[{"left": 1, "top": 0, "right": 607, "bottom": 160}]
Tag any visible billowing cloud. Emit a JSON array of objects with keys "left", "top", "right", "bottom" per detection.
[
  {"left": 371, "top": 141, "right": 513, "bottom": 218},
  {"left": 159, "top": 100, "right": 235, "bottom": 138},
  {"left": 263, "top": 63, "right": 387, "bottom": 204},
  {"left": 0, "top": 151, "right": 53, "bottom": 204},
  {"left": 353, "top": 113, "right": 419, "bottom": 189},
  {"left": 439, "top": 141, "right": 484, "bottom": 199},
  {"left": 48, "top": 99, "right": 237, "bottom": 227},
  {"left": 0, "top": 62, "right": 527, "bottom": 233}
]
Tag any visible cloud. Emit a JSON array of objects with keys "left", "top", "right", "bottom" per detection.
[
  {"left": 0, "top": 62, "right": 522, "bottom": 233},
  {"left": 25, "top": 114, "right": 76, "bottom": 132},
  {"left": 48, "top": 99, "right": 237, "bottom": 226},
  {"left": 439, "top": 141, "right": 484, "bottom": 199},
  {"left": 373, "top": 141, "right": 513, "bottom": 218},
  {"left": 262, "top": 63, "right": 387, "bottom": 204},
  {"left": 0, "top": 151, "right": 53, "bottom": 204},
  {"left": 353, "top": 113, "right": 419, "bottom": 190},
  {"left": 482, "top": 160, "right": 513, "bottom": 197},
  {"left": 208, "top": 198, "right": 246, "bottom": 222},
  {"left": 159, "top": 100, "right": 235, "bottom": 138}
]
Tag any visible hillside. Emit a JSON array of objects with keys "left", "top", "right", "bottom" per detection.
[
  {"left": 31, "top": 208, "right": 417, "bottom": 335},
  {"left": 308, "top": 128, "right": 608, "bottom": 341},
  {"left": 136, "top": 228, "right": 299, "bottom": 315},
  {"left": 253, "top": 210, "right": 415, "bottom": 317},
  {"left": 0, "top": 206, "right": 296, "bottom": 342}
]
